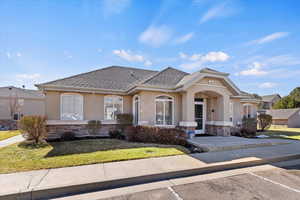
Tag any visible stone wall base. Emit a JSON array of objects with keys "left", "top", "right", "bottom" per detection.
[
  {"left": 47, "top": 124, "right": 117, "bottom": 140},
  {"left": 206, "top": 124, "right": 231, "bottom": 136},
  {"left": 0, "top": 119, "right": 18, "bottom": 130}
]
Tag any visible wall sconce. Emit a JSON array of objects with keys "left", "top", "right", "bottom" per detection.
[{"left": 211, "top": 109, "right": 215, "bottom": 113}]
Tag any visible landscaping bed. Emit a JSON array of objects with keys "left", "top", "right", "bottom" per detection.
[
  {"left": 0, "top": 130, "right": 21, "bottom": 141},
  {"left": 0, "top": 138, "right": 189, "bottom": 174}
]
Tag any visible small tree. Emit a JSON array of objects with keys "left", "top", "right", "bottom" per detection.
[
  {"left": 258, "top": 114, "right": 272, "bottom": 131},
  {"left": 9, "top": 92, "right": 21, "bottom": 120},
  {"left": 87, "top": 120, "right": 102, "bottom": 135},
  {"left": 19, "top": 116, "right": 47, "bottom": 144}
]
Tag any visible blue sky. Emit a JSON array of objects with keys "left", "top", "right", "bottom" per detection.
[{"left": 0, "top": 0, "right": 299, "bottom": 96}]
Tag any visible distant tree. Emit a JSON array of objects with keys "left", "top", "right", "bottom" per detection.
[
  {"left": 258, "top": 114, "right": 272, "bottom": 131},
  {"left": 273, "top": 87, "right": 300, "bottom": 109}
]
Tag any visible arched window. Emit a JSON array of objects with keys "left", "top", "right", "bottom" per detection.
[
  {"left": 243, "top": 104, "right": 253, "bottom": 118},
  {"left": 104, "top": 95, "right": 123, "bottom": 120},
  {"left": 61, "top": 93, "right": 83, "bottom": 120},
  {"left": 155, "top": 95, "right": 174, "bottom": 125}
]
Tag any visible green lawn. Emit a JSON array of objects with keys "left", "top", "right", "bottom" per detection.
[
  {"left": 257, "top": 127, "right": 300, "bottom": 140},
  {"left": 0, "top": 139, "right": 189, "bottom": 174},
  {"left": 0, "top": 130, "right": 21, "bottom": 141}
]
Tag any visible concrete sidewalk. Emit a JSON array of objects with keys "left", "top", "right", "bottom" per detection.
[
  {"left": 0, "top": 134, "right": 24, "bottom": 148},
  {"left": 1, "top": 141, "right": 300, "bottom": 200}
]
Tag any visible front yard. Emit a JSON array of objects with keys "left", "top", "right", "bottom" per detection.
[
  {"left": 0, "top": 130, "right": 21, "bottom": 141},
  {"left": 0, "top": 139, "right": 189, "bottom": 174},
  {"left": 257, "top": 127, "right": 300, "bottom": 140}
]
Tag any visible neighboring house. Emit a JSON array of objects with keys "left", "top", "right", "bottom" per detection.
[
  {"left": 36, "top": 66, "right": 260, "bottom": 138},
  {"left": 266, "top": 108, "right": 300, "bottom": 128},
  {"left": 0, "top": 86, "right": 45, "bottom": 129},
  {"left": 260, "top": 94, "right": 281, "bottom": 110}
]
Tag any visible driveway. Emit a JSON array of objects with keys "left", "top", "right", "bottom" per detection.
[{"left": 188, "top": 136, "right": 291, "bottom": 152}]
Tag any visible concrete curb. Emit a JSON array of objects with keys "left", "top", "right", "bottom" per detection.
[{"left": 2, "top": 153, "right": 300, "bottom": 200}]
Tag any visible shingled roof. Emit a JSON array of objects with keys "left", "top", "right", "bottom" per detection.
[
  {"left": 37, "top": 66, "right": 157, "bottom": 91},
  {"left": 261, "top": 94, "right": 281, "bottom": 102},
  {"left": 0, "top": 86, "right": 44, "bottom": 99},
  {"left": 141, "top": 67, "right": 189, "bottom": 89},
  {"left": 266, "top": 108, "right": 300, "bottom": 119}
]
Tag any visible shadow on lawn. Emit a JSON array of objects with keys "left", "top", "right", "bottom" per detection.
[{"left": 19, "top": 139, "right": 188, "bottom": 158}]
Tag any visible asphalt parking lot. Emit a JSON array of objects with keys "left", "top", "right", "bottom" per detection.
[{"left": 102, "top": 166, "right": 300, "bottom": 200}]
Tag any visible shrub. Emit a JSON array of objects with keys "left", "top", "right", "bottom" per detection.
[
  {"left": 19, "top": 116, "right": 47, "bottom": 144},
  {"left": 87, "top": 120, "right": 101, "bottom": 135},
  {"left": 126, "top": 126, "right": 187, "bottom": 146},
  {"left": 61, "top": 132, "right": 76, "bottom": 141},
  {"left": 258, "top": 114, "right": 272, "bottom": 131},
  {"left": 240, "top": 117, "right": 257, "bottom": 138},
  {"left": 109, "top": 129, "right": 124, "bottom": 139}
]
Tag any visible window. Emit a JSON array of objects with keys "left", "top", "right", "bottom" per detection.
[
  {"left": 104, "top": 96, "right": 123, "bottom": 120},
  {"left": 133, "top": 95, "right": 140, "bottom": 125},
  {"left": 61, "top": 94, "right": 83, "bottom": 120},
  {"left": 155, "top": 96, "right": 174, "bottom": 125},
  {"left": 229, "top": 102, "right": 233, "bottom": 122},
  {"left": 243, "top": 104, "right": 252, "bottom": 118}
]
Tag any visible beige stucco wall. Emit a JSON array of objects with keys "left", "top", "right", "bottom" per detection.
[
  {"left": 45, "top": 91, "right": 132, "bottom": 121},
  {"left": 0, "top": 97, "right": 45, "bottom": 119},
  {"left": 138, "top": 91, "right": 182, "bottom": 126}
]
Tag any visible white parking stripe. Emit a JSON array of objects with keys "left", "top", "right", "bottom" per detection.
[
  {"left": 168, "top": 187, "right": 184, "bottom": 200},
  {"left": 249, "top": 172, "right": 300, "bottom": 193}
]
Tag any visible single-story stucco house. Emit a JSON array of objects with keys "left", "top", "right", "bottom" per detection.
[
  {"left": 258, "top": 94, "right": 281, "bottom": 113},
  {"left": 266, "top": 108, "right": 300, "bottom": 128},
  {"left": 0, "top": 86, "right": 45, "bottom": 129},
  {"left": 36, "top": 66, "right": 260, "bottom": 138}
]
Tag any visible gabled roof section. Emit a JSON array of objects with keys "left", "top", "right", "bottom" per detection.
[
  {"left": 37, "top": 66, "right": 157, "bottom": 92},
  {"left": 141, "top": 67, "right": 189, "bottom": 89},
  {"left": 266, "top": 108, "right": 300, "bottom": 119},
  {"left": 0, "top": 86, "right": 44, "bottom": 99},
  {"left": 176, "top": 68, "right": 241, "bottom": 95},
  {"left": 261, "top": 94, "right": 281, "bottom": 102}
]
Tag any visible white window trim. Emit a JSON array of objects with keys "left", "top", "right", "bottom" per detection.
[
  {"left": 132, "top": 95, "right": 140, "bottom": 125},
  {"left": 155, "top": 95, "right": 175, "bottom": 126},
  {"left": 104, "top": 95, "right": 123, "bottom": 120},
  {"left": 60, "top": 93, "right": 84, "bottom": 120},
  {"left": 243, "top": 103, "right": 253, "bottom": 118}
]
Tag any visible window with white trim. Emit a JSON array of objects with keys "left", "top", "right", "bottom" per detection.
[
  {"left": 155, "top": 96, "right": 173, "bottom": 125},
  {"left": 229, "top": 102, "right": 233, "bottom": 122},
  {"left": 61, "top": 94, "right": 83, "bottom": 120},
  {"left": 243, "top": 104, "right": 252, "bottom": 118},
  {"left": 104, "top": 96, "right": 123, "bottom": 120}
]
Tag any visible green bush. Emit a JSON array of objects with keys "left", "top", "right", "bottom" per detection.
[
  {"left": 19, "top": 116, "right": 47, "bottom": 144},
  {"left": 87, "top": 120, "right": 102, "bottom": 135},
  {"left": 109, "top": 129, "right": 124, "bottom": 139},
  {"left": 126, "top": 126, "right": 187, "bottom": 146},
  {"left": 258, "top": 114, "right": 272, "bottom": 131},
  {"left": 240, "top": 117, "right": 257, "bottom": 138}
]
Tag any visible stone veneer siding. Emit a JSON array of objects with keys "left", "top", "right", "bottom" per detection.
[
  {"left": 205, "top": 124, "right": 231, "bottom": 136},
  {"left": 0, "top": 119, "right": 18, "bottom": 130},
  {"left": 46, "top": 124, "right": 117, "bottom": 140}
]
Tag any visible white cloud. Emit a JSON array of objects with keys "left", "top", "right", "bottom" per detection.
[
  {"left": 139, "top": 25, "right": 173, "bottom": 47},
  {"left": 6, "top": 52, "right": 11, "bottom": 59},
  {"left": 174, "top": 32, "right": 194, "bottom": 44},
  {"left": 113, "top": 49, "right": 152, "bottom": 66},
  {"left": 102, "top": 0, "right": 131, "bottom": 16},
  {"left": 259, "top": 82, "right": 278, "bottom": 89},
  {"left": 236, "top": 62, "right": 268, "bottom": 76},
  {"left": 16, "top": 52, "right": 22, "bottom": 57},
  {"left": 16, "top": 73, "right": 41, "bottom": 80},
  {"left": 199, "top": 2, "right": 237, "bottom": 24},
  {"left": 247, "top": 32, "right": 289, "bottom": 45},
  {"left": 180, "top": 51, "right": 230, "bottom": 70}
]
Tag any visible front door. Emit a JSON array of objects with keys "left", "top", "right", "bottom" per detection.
[{"left": 195, "top": 99, "right": 205, "bottom": 134}]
